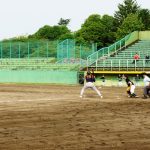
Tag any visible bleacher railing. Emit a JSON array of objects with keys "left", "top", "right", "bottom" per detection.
[
  {"left": 93, "top": 59, "right": 150, "bottom": 71},
  {"left": 87, "top": 33, "right": 131, "bottom": 66}
]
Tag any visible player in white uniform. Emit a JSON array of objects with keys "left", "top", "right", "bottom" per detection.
[{"left": 142, "top": 73, "right": 150, "bottom": 99}]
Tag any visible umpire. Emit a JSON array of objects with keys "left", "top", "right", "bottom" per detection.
[{"left": 142, "top": 73, "right": 150, "bottom": 99}]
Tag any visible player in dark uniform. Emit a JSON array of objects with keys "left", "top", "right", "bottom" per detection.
[
  {"left": 80, "top": 70, "right": 103, "bottom": 98},
  {"left": 123, "top": 75, "right": 138, "bottom": 98}
]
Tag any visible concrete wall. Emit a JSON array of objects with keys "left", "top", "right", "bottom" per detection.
[
  {"left": 126, "top": 31, "right": 139, "bottom": 46},
  {"left": 139, "top": 31, "right": 150, "bottom": 40},
  {"left": 0, "top": 70, "right": 78, "bottom": 84}
]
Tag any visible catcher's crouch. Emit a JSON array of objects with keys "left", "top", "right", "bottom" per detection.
[{"left": 123, "top": 75, "right": 138, "bottom": 98}]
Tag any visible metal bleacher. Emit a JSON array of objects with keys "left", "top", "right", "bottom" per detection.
[
  {"left": 0, "top": 58, "right": 80, "bottom": 71},
  {"left": 93, "top": 40, "right": 150, "bottom": 71}
]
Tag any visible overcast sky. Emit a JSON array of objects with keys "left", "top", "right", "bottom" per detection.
[{"left": 0, "top": 0, "right": 149, "bottom": 40}]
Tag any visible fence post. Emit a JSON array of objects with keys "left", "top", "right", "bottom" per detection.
[
  {"left": 111, "top": 60, "right": 112, "bottom": 71},
  {"left": 18, "top": 43, "right": 21, "bottom": 59},
  {"left": 80, "top": 44, "right": 82, "bottom": 59},
  {"left": 46, "top": 42, "right": 49, "bottom": 58},
  {"left": 115, "top": 43, "right": 117, "bottom": 53},
  {"left": 119, "top": 59, "right": 120, "bottom": 71},
  {"left": 96, "top": 43, "right": 97, "bottom": 51},
  {"left": 92, "top": 43, "right": 95, "bottom": 53},
  {"left": 108, "top": 47, "right": 110, "bottom": 56},
  {"left": 1, "top": 42, "right": 2, "bottom": 59},
  {"left": 103, "top": 60, "right": 105, "bottom": 71},
  {"left": 67, "top": 39, "right": 69, "bottom": 59},
  {"left": 143, "top": 59, "right": 145, "bottom": 71},
  {"left": 87, "top": 57, "right": 89, "bottom": 70},
  {"left": 127, "top": 59, "right": 128, "bottom": 71},
  {"left": 103, "top": 48, "right": 104, "bottom": 57},
  {"left": 96, "top": 60, "right": 98, "bottom": 71},
  {"left": 9, "top": 42, "right": 12, "bottom": 59},
  {"left": 28, "top": 42, "right": 30, "bottom": 59},
  {"left": 135, "top": 60, "right": 136, "bottom": 71},
  {"left": 37, "top": 42, "right": 38, "bottom": 58},
  {"left": 120, "top": 40, "right": 121, "bottom": 50},
  {"left": 125, "top": 37, "right": 126, "bottom": 49}
]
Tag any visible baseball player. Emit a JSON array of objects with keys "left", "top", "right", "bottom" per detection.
[
  {"left": 142, "top": 72, "right": 150, "bottom": 99},
  {"left": 123, "top": 75, "right": 138, "bottom": 98},
  {"left": 80, "top": 70, "right": 103, "bottom": 98}
]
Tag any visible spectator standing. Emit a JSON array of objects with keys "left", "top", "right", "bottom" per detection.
[{"left": 145, "top": 54, "right": 150, "bottom": 64}]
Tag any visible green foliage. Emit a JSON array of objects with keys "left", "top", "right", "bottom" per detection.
[
  {"left": 2, "top": 0, "right": 150, "bottom": 58},
  {"left": 116, "top": 14, "right": 144, "bottom": 39},
  {"left": 59, "top": 33, "right": 74, "bottom": 41},
  {"left": 101, "top": 15, "right": 116, "bottom": 46},
  {"left": 32, "top": 25, "right": 71, "bottom": 40},
  {"left": 138, "top": 9, "right": 150, "bottom": 30},
  {"left": 114, "top": 0, "right": 140, "bottom": 25},
  {"left": 75, "top": 14, "right": 116, "bottom": 48}
]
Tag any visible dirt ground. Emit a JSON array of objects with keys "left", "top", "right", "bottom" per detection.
[{"left": 0, "top": 84, "right": 150, "bottom": 150}]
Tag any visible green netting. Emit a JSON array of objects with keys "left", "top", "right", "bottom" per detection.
[
  {"left": 57, "top": 39, "right": 75, "bottom": 60},
  {"left": 0, "top": 40, "right": 57, "bottom": 58},
  {"left": 57, "top": 39, "right": 96, "bottom": 63}
]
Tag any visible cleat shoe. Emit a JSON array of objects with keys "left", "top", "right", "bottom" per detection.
[
  {"left": 100, "top": 95, "right": 103, "bottom": 98},
  {"left": 142, "top": 95, "right": 148, "bottom": 99},
  {"left": 80, "top": 95, "right": 83, "bottom": 98},
  {"left": 142, "top": 97, "right": 147, "bottom": 99}
]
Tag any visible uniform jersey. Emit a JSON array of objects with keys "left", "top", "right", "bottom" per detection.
[
  {"left": 126, "top": 78, "right": 134, "bottom": 87},
  {"left": 85, "top": 74, "right": 95, "bottom": 83}
]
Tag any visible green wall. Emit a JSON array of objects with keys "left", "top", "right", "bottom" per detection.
[
  {"left": 125, "top": 31, "right": 139, "bottom": 46},
  {"left": 0, "top": 70, "right": 78, "bottom": 84},
  {"left": 139, "top": 31, "right": 150, "bottom": 40}
]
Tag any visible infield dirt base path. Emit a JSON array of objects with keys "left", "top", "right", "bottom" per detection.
[{"left": 0, "top": 84, "right": 150, "bottom": 150}]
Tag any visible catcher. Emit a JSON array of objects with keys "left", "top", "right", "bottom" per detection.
[{"left": 123, "top": 75, "right": 138, "bottom": 98}]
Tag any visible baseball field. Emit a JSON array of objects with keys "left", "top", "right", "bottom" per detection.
[{"left": 0, "top": 84, "right": 150, "bottom": 150}]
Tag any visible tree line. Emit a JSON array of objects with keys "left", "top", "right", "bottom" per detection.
[{"left": 4, "top": 0, "right": 150, "bottom": 49}]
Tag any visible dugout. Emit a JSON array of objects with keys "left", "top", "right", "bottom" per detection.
[{"left": 81, "top": 71, "right": 150, "bottom": 86}]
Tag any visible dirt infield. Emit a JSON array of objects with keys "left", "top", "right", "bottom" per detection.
[{"left": 0, "top": 84, "right": 150, "bottom": 150}]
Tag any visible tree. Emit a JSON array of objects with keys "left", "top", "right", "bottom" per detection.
[
  {"left": 101, "top": 15, "right": 116, "bottom": 46},
  {"left": 76, "top": 14, "right": 116, "bottom": 48},
  {"left": 138, "top": 9, "right": 150, "bottom": 30},
  {"left": 75, "top": 14, "right": 105, "bottom": 47},
  {"left": 32, "top": 25, "right": 71, "bottom": 40},
  {"left": 114, "top": 0, "right": 140, "bottom": 25},
  {"left": 116, "top": 14, "right": 144, "bottom": 39},
  {"left": 58, "top": 18, "right": 70, "bottom": 26}
]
